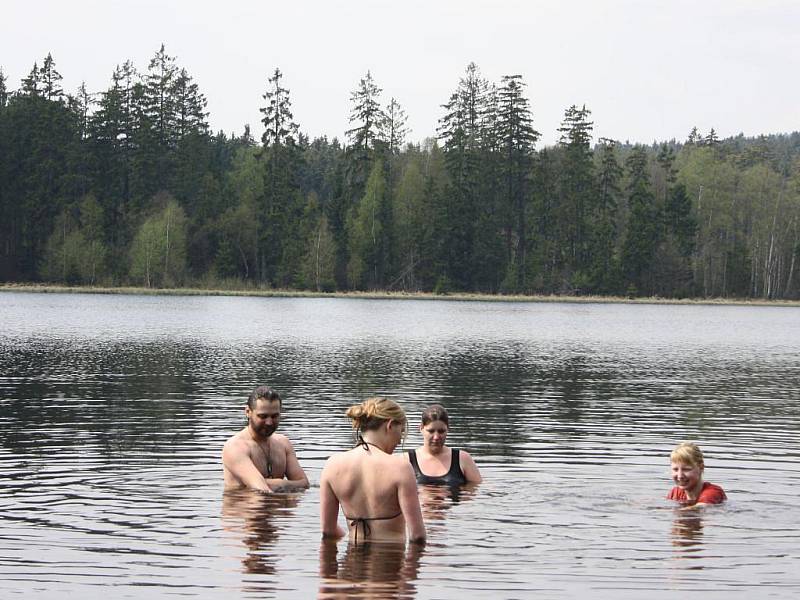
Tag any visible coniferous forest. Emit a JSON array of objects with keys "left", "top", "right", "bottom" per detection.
[{"left": 2, "top": 48, "right": 799, "bottom": 299}]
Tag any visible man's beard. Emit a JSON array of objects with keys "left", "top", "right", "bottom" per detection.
[{"left": 251, "top": 420, "right": 277, "bottom": 438}]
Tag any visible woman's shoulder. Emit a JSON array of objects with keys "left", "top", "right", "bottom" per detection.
[
  {"left": 323, "top": 448, "right": 356, "bottom": 469},
  {"left": 699, "top": 481, "right": 726, "bottom": 503}
]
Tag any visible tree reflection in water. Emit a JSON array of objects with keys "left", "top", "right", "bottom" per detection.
[
  {"left": 318, "top": 539, "right": 423, "bottom": 599},
  {"left": 221, "top": 489, "right": 300, "bottom": 575}
]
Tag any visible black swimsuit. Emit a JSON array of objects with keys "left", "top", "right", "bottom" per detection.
[{"left": 408, "top": 448, "right": 467, "bottom": 486}]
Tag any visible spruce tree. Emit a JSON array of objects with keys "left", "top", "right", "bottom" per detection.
[
  {"left": 258, "top": 67, "right": 303, "bottom": 286},
  {"left": 557, "top": 104, "right": 594, "bottom": 281},
  {"left": 590, "top": 138, "right": 623, "bottom": 292},
  {"left": 436, "top": 62, "right": 494, "bottom": 290},
  {"left": 621, "top": 146, "right": 660, "bottom": 295},
  {"left": 496, "top": 74, "right": 539, "bottom": 291},
  {"left": 0, "top": 68, "right": 8, "bottom": 108},
  {"left": 20, "top": 62, "right": 41, "bottom": 97},
  {"left": 40, "top": 53, "right": 64, "bottom": 102}
]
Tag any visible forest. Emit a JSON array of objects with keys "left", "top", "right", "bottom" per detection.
[{"left": 1, "top": 47, "right": 799, "bottom": 299}]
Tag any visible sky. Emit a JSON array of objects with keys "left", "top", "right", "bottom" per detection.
[{"left": 3, "top": 0, "right": 799, "bottom": 147}]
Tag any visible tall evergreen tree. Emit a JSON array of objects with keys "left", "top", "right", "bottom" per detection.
[
  {"left": 0, "top": 68, "right": 8, "bottom": 108},
  {"left": 556, "top": 104, "right": 594, "bottom": 280},
  {"left": 258, "top": 67, "right": 303, "bottom": 286},
  {"left": 496, "top": 74, "right": 539, "bottom": 291},
  {"left": 40, "top": 53, "right": 64, "bottom": 102},
  {"left": 436, "top": 62, "right": 494, "bottom": 290},
  {"left": 384, "top": 97, "right": 408, "bottom": 155},
  {"left": 589, "top": 138, "right": 623, "bottom": 292},
  {"left": 621, "top": 146, "right": 660, "bottom": 294},
  {"left": 20, "top": 62, "right": 41, "bottom": 97},
  {"left": 346, "top": 71, "right": 386, "bottom": 153}
]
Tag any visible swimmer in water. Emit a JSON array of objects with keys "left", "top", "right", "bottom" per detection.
[
  {"left": 320, "top": 397, "right": 426, "bottom": 544},
  {"left": 407, "top": 404, "right": 481, "bottom": 485},
  {"left": 667, "top": 441, "right": 726, "bottom": 506},
  {"left": 222, "top": 386, "right": 309, "bottom": 493}
]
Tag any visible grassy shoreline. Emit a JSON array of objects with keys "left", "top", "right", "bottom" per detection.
[{"left": 2, "top": 282, "right": 799, "bottom": 307}]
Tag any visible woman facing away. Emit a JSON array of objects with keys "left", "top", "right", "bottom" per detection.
[
  {"left": 320, "top": 397, "right": 426, "bottom": 544},
  {"left": 408, "top": 404, "right": 482, "bottom": 486},
  {"left": 667, "top": 442, "right": 727, "bottom": 506}
]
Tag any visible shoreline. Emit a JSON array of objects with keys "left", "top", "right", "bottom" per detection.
[{"left": 1, "top": 283, "right": 799, "bottom": 307}]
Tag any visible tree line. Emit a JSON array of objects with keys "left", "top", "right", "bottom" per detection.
[{"left": 1, "top": 49, "right": 799, "bottom": 298}]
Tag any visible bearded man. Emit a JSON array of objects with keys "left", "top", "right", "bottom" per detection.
[{"left": 223, "top": 386, "right": 309, "bottom": 492}]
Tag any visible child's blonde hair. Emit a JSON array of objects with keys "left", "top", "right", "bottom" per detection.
[{"left": 670, "top": 441, "right": 705, "bottom": 468}]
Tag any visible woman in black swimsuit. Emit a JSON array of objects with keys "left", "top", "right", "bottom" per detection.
[
  {"left": 408, "top": 404, "right": 482, "bottom": 485},
  {"left": 320, "top": 397, "right": 426, "bottom": 544}
]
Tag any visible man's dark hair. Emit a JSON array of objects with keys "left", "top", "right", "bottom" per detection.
[{"left": 247, "top": 386, "right": 282, "bottom": 409}]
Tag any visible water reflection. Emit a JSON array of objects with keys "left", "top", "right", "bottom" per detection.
[
  {"left": 221, "top": 490, "right": 300, "bottom": 576},
  {"left": 418, "top": 483, "right": 477, "bottom": 526},
  {"left": 2, "top": 293, "right": 800, "bottom": 598},
  {"left": 670, "top": 511, "right": 705, "bottom": 554},
  {"left": 318, "top": 540, "right": 423, "bottom": 599}
]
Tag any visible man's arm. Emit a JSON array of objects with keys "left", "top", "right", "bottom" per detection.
[
  {"left": 276, "top": 437, "right": 309, "bottom": 489},
  {"left": 319, "top": 460, "right": 345, "bottom": 538},
  {"left": 397, "top": 462, "right": 426, "bottom": 544},
  {"left": 222, "top": 440, "right": 273, "bottom": 493}
]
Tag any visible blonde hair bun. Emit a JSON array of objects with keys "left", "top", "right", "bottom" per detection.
[{"left": 346, "top": 397, "right": 407, "bottom": 432}]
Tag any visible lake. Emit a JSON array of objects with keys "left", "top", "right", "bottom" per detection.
[{"left": 1, "top": 292, "right": 799, "bottom": 599}]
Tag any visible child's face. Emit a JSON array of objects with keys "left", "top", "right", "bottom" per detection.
[{"left": 671, "top": 461, "right": 703, "bottom": 490}]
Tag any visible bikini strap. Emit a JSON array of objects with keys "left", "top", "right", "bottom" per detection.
[{"left": 349, "top": 517, "right": 370, "bottom": 544}]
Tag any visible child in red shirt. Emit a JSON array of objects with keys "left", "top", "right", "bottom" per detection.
[{"left": 667, "top": 442, "right": 726, "bottom": 506}]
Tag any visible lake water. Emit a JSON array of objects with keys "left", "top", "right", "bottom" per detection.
[{"left": 1, "top": 292, "right": 799, "bottom": 599}]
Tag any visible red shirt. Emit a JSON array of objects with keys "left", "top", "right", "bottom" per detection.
[{"left": 667, "top": 481, "right": 726, "bottom": 505}]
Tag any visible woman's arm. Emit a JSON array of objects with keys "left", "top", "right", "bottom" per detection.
[
  {"left": 397, "top": 463, "right": 426, "bottom": 544},
  {"left": 459, "top": 450, "right": 482, "bottom": 483},
  {"left": 320, "top": 460, "right": 345, "bottom": 538}
]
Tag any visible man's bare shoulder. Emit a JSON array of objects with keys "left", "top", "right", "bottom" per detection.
[
  {"left": 223, "top": 429, "right": 251, "bottom": 453},
  {"left": 270, "top": 432, "right": 295, "bottom": 449}
]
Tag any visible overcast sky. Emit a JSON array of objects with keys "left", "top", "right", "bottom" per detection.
[{"left": 3, "top": 0, "right": 798, "bottom": 147}]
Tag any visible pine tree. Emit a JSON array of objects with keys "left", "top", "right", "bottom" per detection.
[
  {"left": 704, "top": 128, "right": 719, "bottom": 146},
  {"left": 589, "top": 138, "right": 623, "bottom": 292},
  {"left": 20, "top": 62, "right": 41, "bottom": 97},
  {"left": 173, "top": 68, "right": 208, "bottom": 138},
  {"left": 260, "top": 67, "right": 298, "bottom": 148},
  {"left": 40, "top": 53, "right": 63, "bottom": 102},
  {"left": 0, "top": 68, "right": 8, "bottom": 108},
  {"left": 621, "top": 146, "right": 660, "bottom": 295},
  {"left": 436, "top": 62, "right": 494, "bottom": 290},
  {"left": 384, "top": 97, "right": 408, "bottom": 155},
  {"left": 557, "top": 104, "right": 594, "bottom": 279},
  {"left": 144, "top": 44, "right": 179, "bottom": 148},
  {"left": 258, "top": 67, "right": 303, "bottom": 286},
  {"left": 496, "top": 74, "right": 539, "bottom": 291},
  {"left": 346, "top": 71, "right": 386, "bottom": 153}
]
